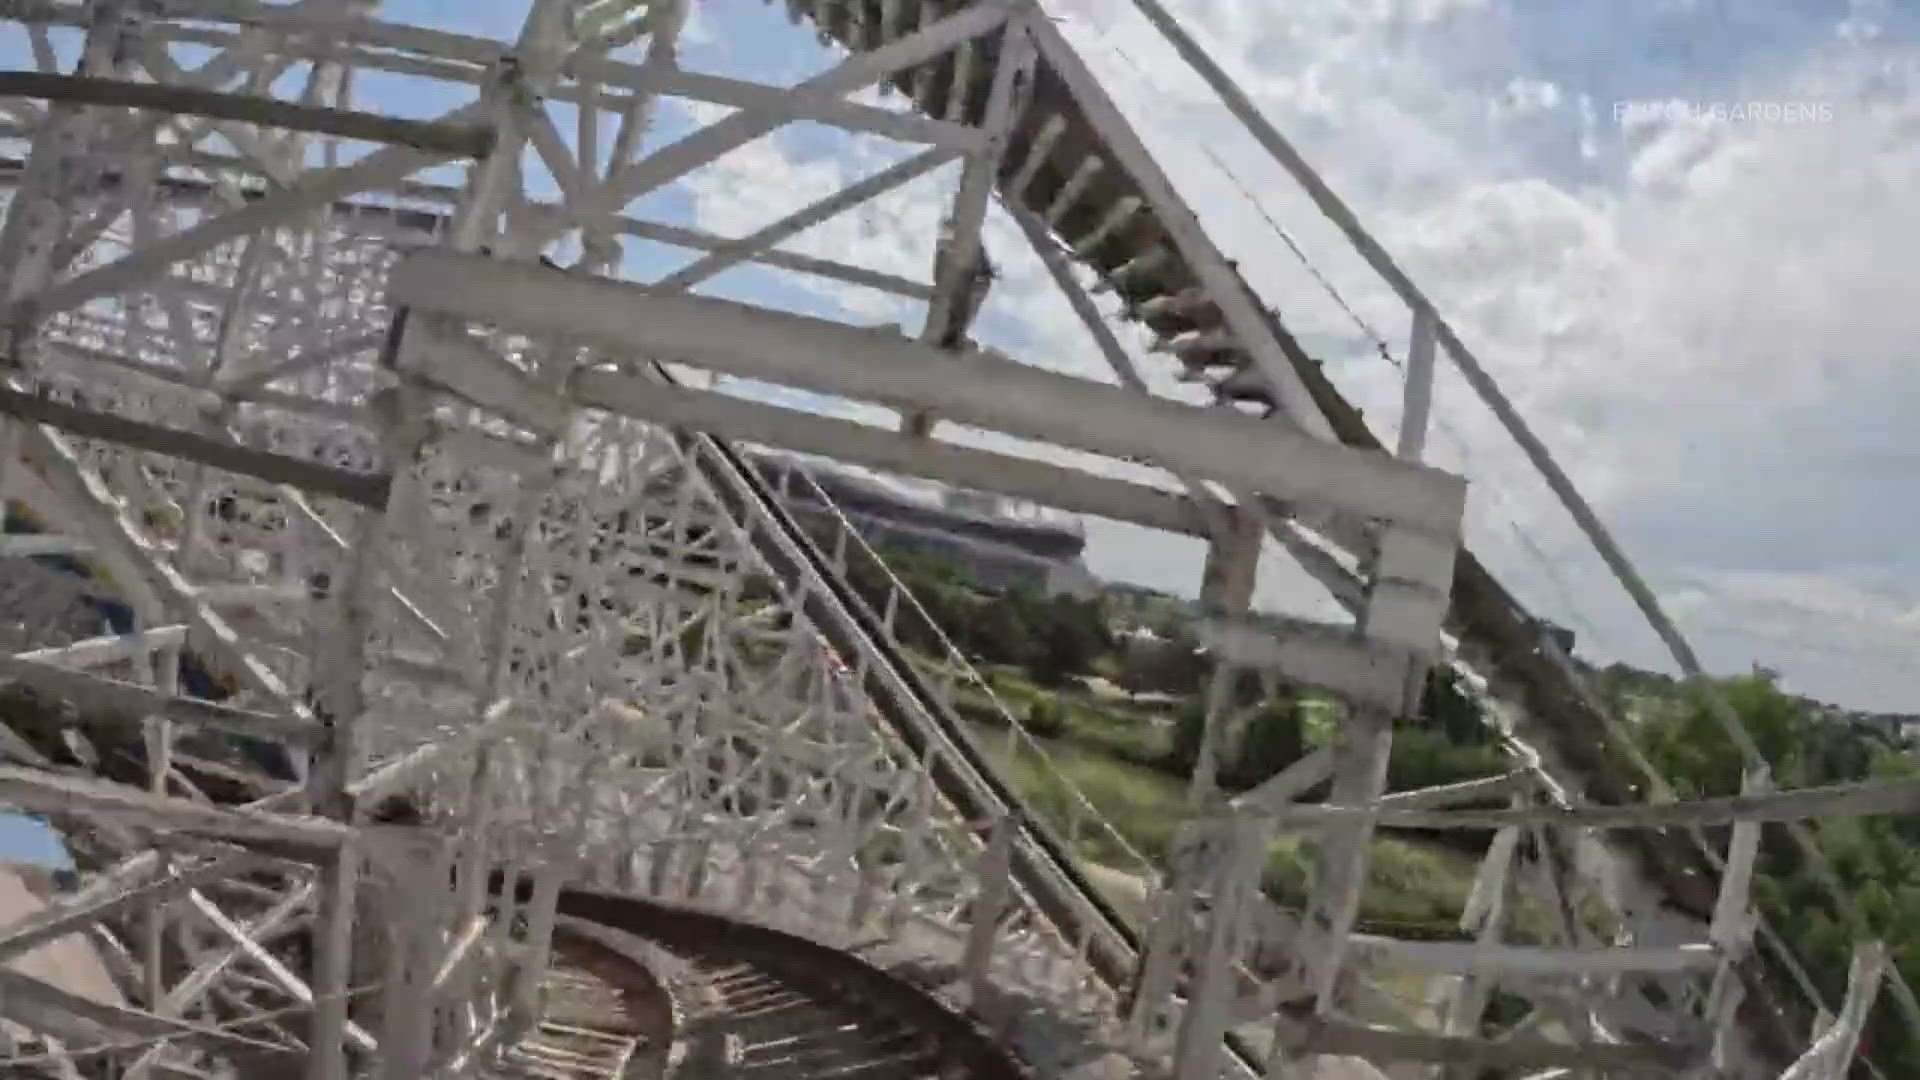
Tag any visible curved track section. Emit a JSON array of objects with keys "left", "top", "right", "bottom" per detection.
[
  {"left": 485, "top": 893, "right": 1030, "bottom": 1080},
  {"left": 544, "top": 886, "right": 1030, "bottom": 1080},
  {"left": 0, "top": 491, "right": 1034, "bottom": 1079},
  {"left": 0, "top": 691, "right": 1024, "bottom": 1080},
  {"left": 494, "top": 929, "right": 668, "bottom": 1079}
]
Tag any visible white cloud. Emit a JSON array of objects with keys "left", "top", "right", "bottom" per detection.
[{"left": 664, "top": 0, "right": 1920, "bottom": 709}]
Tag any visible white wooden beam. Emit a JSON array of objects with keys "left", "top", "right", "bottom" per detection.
[
  {"left": 8, "top": 118, "right": 475, "bottom": 319},
  {"left": 345, "top": 698, "right": 517, "bottom": 807},
  {"left": 157, "top": 884, "right": 314, "bottom": 1019},
  {"left": 616, "top": 213, "right": 933, "bottom": 298},
  {"left": 588, "top": 1, "right": 1017, "bottom": 214},
  {"left": 1398, "top": 308, "right": 1436, "bottom": 462},
  {"left": 1780, "top": 942, "right": 1887, "bottom": 1080},
  {"left": 0, "top": 766, "right": 352, "bottom": 857},
  {"left": 1228, "top": 747, "right": 1333, "bottom": 813},
  {"left": 400, "top": 321, "right": 568, "bottom": 437},
  {"left": 569, "top": 368, "right": 1210, "bottom": 535},
  {"left": 1378, "top": 770, "right": 1535, "bottom": 810},
  {"left": 1259, "top": 774, "right": 1920, "bottom": 831},
  {"left": 1347, "top": 936, "right": 1720, "bottom": 976},
  {"left": 960, "top": 814, "right": 1018, "bottom": 1003},
  {"left": 0, "top": 533, "right": 93, "bottom": 557},
  {"left": 654, "top": 145, "right": 959, "bottom": 292},
  {"left": 907, "top": 13, "right": 1039, "bottom": 435},
  {"left": 1171, "top": 813, "right": 1271, "bottom": 1078},
  {"left": 1281, "top": 1013, "right": 1699, "bottom": 1071},
  {"left": 1197, "top": 616, "right": 1424, "bottom": 715},
  {"left": 0, "top": 385, "right": 390, "bottom": 509},
  {"left": 0, "top": 153, "right": 935, "bottom": 301},
  {"left": 0, "top": 656, "right": 324, "bottom": 746},
  {"left": 428, "top": 915, "right": 489, "bottom": 995},
  {"left": 1024, "top": 13, "right": 1337, "bottom": 444},
  {"left": 0, "top": 71, "right": 495, "bottom": 156},
  {"left": 0, "top": 850, "right": 251, "bottom": 964},
  {"left": 0, "top": 967, "right": 298, "bottom": 1061},
  {"left": 184, "top": 889, "right": 377, "bottom": 1052},
  {"left": 1006, "top": 200, "right": 1235, "bottom": 540},
  {"left": 6, "top": 422, "right": 322, "bottom": 716},
  {"left": 630, "top": 68, "right": 987, "bottom": 151},
  {"left": 392, "top": 249, "right": 1467, "bottom": 535},
  {"left": 14, "top": 625, "right": 187, "bottom": 670},
  {"left": 215, "top": 330, "right": 386, "bottom": 397}
]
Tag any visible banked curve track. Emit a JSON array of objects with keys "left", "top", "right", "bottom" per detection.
[
  {"left": 0, "top": 670, "right": 1028, "bottom": 1080},
  {"left": 542, "top": 884, "right": 1030, "bottom": 1080}
]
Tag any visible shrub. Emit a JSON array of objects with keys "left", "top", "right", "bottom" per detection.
[{"left": 1025, "top": 697, "right": 1067, "bottom": 738}]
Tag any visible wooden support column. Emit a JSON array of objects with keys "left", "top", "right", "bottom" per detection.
[
  {"left": 1126, "top": 820, "right": 1202, "bottom": 1046},
  {"left": 507, "top": 860, "right": 567, "bottom": 1038},
  {"left": 1128, "top": 507, "right": 1263, "bottom": 1047},
  {"left": 1397, "top": 308, "right": 1437, "bottom": 462},
  {"left": 1780, "top": 942, "right": 1886, "bottom": 1080},
  {"left": 905, "top": 12, "right": 1038, "bottom": 438},
  {"left": 1436, "top": 801, "right": 1523, "bottom": 1080},
  {"left": 1188, "top": 506, "right": 1262, "bottom": 808},
  {"left": 1172, "top": 813, "right": 1272, "bottom": 1079},
  {"left": 376, "top": 838, "right": 451, "bottom": 1080},
  {"left": 1301, "top": 702, "right": 1398, "bottom": 1007},
  {"left": 1202, "top": 506, "right": 1263, "bottom": 615},
  {"left": 141, "top": 627, "right": 180, "bottom": 1016},
  {"left": 1708, "top": 767, "right": 1767, "bottom": 1072},
  {"left": 0, "top": 0, "right": 133, "bottom": 361},
  {"left": 432, "top": 8, "right": 581, "bottom": 1019},
  {"left": 1289, "top": 371, "right": 1459, "bottom": 1016},
  {"left": 305, "top": 313, "right": 431, "bottom": 1080},
  {"left": 961, "top": 815, "right": 1018, "bottom": 1007}
]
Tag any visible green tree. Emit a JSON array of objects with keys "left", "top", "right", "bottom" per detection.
[
  {"left": 1164, "top": 672, "right": 1296, "bottom": 788},
  {"left": 1637, "top": 671, "right": 1920, "bottom": 1075},
  {"left": 1226, "top": 692, "right": 1307, "bottom": 789},
  {"left": 1639, "top": 671, "right": 1817, "bottom": 797},
  {"left": 1024, "top": 697, "right": 1067, "bottom": 738},
  {"left": 968, "top": 598, "right": 1032, "bottom": 667},
  {"left": 1021, "top": 591, "right": 1109, "bottom": 686},
  {"left": 1418, "top": 667, "right": 1488, "bottom": 746},
  {"left": 1167, "top": 697, "right": 1208, "bottom": 776}
]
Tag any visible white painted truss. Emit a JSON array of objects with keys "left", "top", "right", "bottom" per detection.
[{"left": 0, "top": 1, "right": 1907, "bottom": 1079}]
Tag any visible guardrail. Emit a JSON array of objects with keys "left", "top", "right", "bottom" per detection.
[{"left": 762, "top": 455, "right": 1162, "bottom": 887}]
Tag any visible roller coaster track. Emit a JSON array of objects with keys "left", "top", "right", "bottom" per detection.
[
  {"left": 0, "top": 736, "right": 1022, "bottom": 1080},
  {"left": 543, "top": 887, "right": 1029, "bottom": 1080}
]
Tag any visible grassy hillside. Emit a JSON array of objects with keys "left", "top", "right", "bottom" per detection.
[
  {"left": 855, "top": 546, "right": 1545, "bottom": 941},
  {"left": 856, "top": 542, "right": 1920, "bottom": 1073}
]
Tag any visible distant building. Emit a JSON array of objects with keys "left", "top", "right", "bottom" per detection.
[
  {"left": 1538, "top": 619, "right": 1577, "bottom": 656},
  {"left": 1845, "top": 710, "right": 1920, "bottom": 747},
  {"left": 747, "top": 452, "right": 1096, "bottom": 597}
]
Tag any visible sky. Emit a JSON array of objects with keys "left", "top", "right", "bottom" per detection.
[
  {"left": 1037, "top": 0, "right": 1920, "bottom": 714},
  {"left": 487, "top": 0, "right": 1912, "bottom": 714},
  {"left": 0, "top": 0, "right": 1915, "bottom": 868},
  {"left": 621, "top": 0, "right": 1916, "bottom": 715}
]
